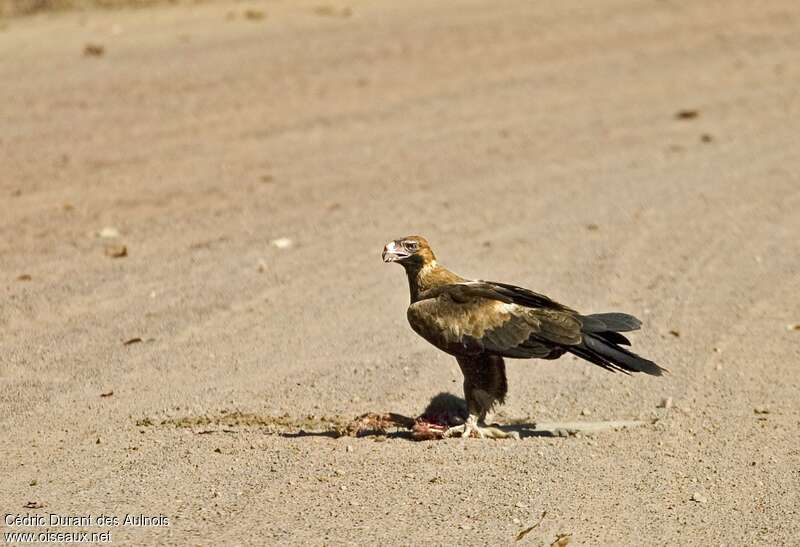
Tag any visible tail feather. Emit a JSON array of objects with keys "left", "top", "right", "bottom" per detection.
[
  {"left": 582, "top": 312, "right": 642, "bottom": 333},
  {"left": 567, "top": 343, "right": 631, "bottom": 375},
  {"left": 593, "top": 330, "right": 631, "bottom": 346},
  {"left": 571, "top": 332, "right": 664, "bottom": 376}
]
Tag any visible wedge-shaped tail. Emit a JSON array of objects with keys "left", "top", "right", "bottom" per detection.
[{"left": 571, "top": 313, "right": 664, "bottom": 375}]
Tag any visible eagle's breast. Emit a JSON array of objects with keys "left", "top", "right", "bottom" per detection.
[{"left": 407, "top": 296, "right": 517, "bottom": 355}]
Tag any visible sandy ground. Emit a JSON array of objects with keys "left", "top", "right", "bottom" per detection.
[{"left": 2, "top": 0, "right": 800, "bottom": 544}]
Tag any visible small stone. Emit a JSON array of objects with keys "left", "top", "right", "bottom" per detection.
[
  {"left": 787, "top": 324, "right": 800, "bottom": 332},
  {"left": 104, "top": 244, "right": 127, "bottom": 258},
  {"left": 98, "top": 226, "right": 120, "bottom": 238},
  {"left": 753, "top": 406, "right": 770, "bottom": 415},
  {"left": 270, "top": 237, "right": 293, "bottom": 249},
  {"left": 690, "top": 492, "right": 708, "bottom": 503},
  {"left": 657, "top": 397, "right": 673, "bottom": 409},
  {"left": 345, "top": 445, "right": 353, "bottom": 453},
  {"left": 675, "top": 109, "right": 699, "bottom": 120},
  {"left": 84, "top": 43, "right": 105, "bottom": 57},
  {"left": 669, "top": 330, "right": 681, "bottom": 337},
  {"left": 580, "top": 408, "right": 591, "bottom": 416},
  {"left": 515, "top": 501, "right": 529, "bottom": 508},
  {"left": 244, "top": 9, "right": 265, "bottom": 20}
]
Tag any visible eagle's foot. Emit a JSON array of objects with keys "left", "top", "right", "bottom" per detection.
[{"left": 443, "top": 416, "right": 519, "bottom": 440}]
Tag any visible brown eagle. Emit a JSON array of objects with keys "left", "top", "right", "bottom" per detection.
[{"left": 383, "top": 235, "right": 664, "bottom": 439}]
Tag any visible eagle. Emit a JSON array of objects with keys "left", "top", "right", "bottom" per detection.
[{"left": 382, "top": 235, "right": 665, "bottom": 439}]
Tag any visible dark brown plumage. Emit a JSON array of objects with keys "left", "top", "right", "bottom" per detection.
[{"left": 383, "top": 235, "right": 665, "bottom": 439}]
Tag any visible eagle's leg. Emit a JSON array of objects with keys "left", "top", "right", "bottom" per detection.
[{"left": 443, "top": 355, "right": 519, "bottom": 440}]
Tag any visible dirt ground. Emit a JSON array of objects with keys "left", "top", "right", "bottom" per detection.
[{"left": 2, "top": 0, "right": 799, "bottom": 545}]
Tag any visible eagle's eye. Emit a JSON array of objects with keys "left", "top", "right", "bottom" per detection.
[{"left": 404, "top": 240, "right": 419, "bottom": 252}]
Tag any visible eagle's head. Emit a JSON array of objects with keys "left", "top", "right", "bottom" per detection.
[{"left": 382, "top": 235, "right": 435, "bottom": 267}]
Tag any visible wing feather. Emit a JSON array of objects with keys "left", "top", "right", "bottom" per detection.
[
  {"left": 413, "top": 282, "right": 583, "bottom": 358},
  {"left": 408, "top": 280, "right": 659, "bottom": 373}
]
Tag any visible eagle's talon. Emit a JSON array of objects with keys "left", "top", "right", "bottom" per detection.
[
  {"left": 442, "top": 424, "right": 466, "bottom": 438},
  {"left": 442, "top": 417, "right": 518, "bottom": 440}
]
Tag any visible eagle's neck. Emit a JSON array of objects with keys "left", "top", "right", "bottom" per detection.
[{"left": 404, "top": 260, "right": 462, "bottom": 303}]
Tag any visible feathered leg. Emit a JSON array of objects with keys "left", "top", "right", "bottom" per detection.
[{"left": 443, "top": 354, "right": 519, "bottom": 439}]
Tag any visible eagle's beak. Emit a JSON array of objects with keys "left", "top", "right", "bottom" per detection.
[{"left": 382, "top": 241, "right": 409, "bottom": 263}]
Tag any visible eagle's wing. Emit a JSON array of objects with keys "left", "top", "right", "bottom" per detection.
[
  {"left": 414, "top": 282, "right": 582, "bottom": 359},
  {"left": 419, "top": 280, "right": 570, "bottom": 310},
  {"left": 413, "top": 281, "right": 664, "bottom": 375},
  {"left": 478, "top": 280, "right": 577, "bottom": 312}
]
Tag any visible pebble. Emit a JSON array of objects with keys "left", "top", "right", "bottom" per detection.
[
  {"left": 104, "top": 244, "right": 127, "bottom": 258},
  {"left": 580, "top": 408, "right": 591, "bottom": 416},
  {"left": 98, "top": 226, "right": 120, "bottom": 238},
  {"left": 270, "top": 237, "right": 293, "bottom": 249},
  {"left": 345, "top": 445, "right": 353, "bottom": 453},
  {"left": 657, "top": 397, "right": 673, "bottom": 409},
  {"left": 690, "top": 492, "right": 708, "bottom": 503}
]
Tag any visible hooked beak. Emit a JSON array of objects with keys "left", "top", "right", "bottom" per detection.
[{"left": 382, "top": 241, "right": 410, "bottom": 263}]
